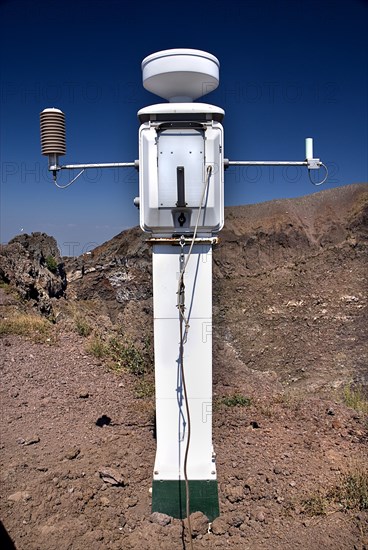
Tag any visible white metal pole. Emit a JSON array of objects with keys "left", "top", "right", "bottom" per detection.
[{"left": 151, "top": 242, "right": 218, "bottom": 519}]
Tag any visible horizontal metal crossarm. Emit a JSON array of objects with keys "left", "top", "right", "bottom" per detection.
[
  {"left": 224, "top": 159, "right": 321, "bottom": 167},
  {"left": 51, "top": 159, "right": 322, "bottom": 170},
  {"left": 57, "top": 161, "right": 138, "bottom": 170},
  {"left": 224, "top": 157, "right": 327, "bottom": 183}
]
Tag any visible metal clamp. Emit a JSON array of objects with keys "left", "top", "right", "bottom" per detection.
[
  {"left": 147, "top": 236, "right": 220, "bottom": 246},
  {"left": 306, "top": 158, "right": 321, "bottom": 170}
]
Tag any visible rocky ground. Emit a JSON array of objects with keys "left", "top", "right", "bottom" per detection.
[
  {"left": 1, "top": 183, "right": 367, "bottom": 549},
  {"left": 1, "top": 322, "right": 367, "bottom": 550}
]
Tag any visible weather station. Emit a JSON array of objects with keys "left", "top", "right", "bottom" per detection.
[{"left": 40, "top": 48, "right": 327, "bottom": 530}]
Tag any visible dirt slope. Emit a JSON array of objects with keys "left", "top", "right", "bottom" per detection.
[
  {"left": 1, "top": 328, "right": 367, "bottom": 549},
  {"left": 0, "top": 183, "right": 367, "bottom": 549}
]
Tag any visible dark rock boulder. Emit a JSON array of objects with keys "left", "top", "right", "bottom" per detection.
[{"left": 0, "top": 232, "right": 67, "bottom": 315}]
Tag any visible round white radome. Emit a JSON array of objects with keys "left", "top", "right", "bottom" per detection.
[{"left": 141, "top": 48, "right": 220, "bottom": 102}]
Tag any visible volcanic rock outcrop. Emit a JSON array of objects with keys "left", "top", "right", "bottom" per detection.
[{"left": 0, "top": 232, "right": 66, "bottom": 315}]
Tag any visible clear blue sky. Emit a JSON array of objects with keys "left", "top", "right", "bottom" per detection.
[{"left": 1, "top": 0, "right": 367, "bottom": 256}]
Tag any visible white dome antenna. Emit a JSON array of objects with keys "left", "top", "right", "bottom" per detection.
[{"left": 142, "top": 48, "right": 220, "bottom": 102}]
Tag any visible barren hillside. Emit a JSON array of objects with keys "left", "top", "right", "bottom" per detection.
[{"left": 0, "top": 183, "right": 367, "bottom": 549}]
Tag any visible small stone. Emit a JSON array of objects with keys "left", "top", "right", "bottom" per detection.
[
  {"left": 185, "top": 511, "right": 208, "bottom": 537},
  {"left": 250, "top": 421, "right": 260, "bottom": 429},
  {"left": 225, "top": 485, "right": 244, "bottom": 503},
  {"left": 255, "top": 511, "right": 266, "bottom": 522},
  {"left": 65, "top": 448, "right": 80, "bottom": 460},
  {"left": 100, "top": 496, "right": 110, "bottom": 506},
  {"left": 79, "top": 389, "right": 89, "bottom": 398},
  {"left": 149, "top": 512, "right": 172, "bottom": 526},
  {"left": 229, "top": 514, "right": 244, "bottom": 527},
  {"left": 119, "top": 515, "right": 127, "bottom": 528},
  {"left": 98, "top": 467, "right": 125, "bottom": 486},
  {"left": 273, "top": 466, "right": 282, "bottom": 475},
  {"left": 23, "top": 436, "right": 40, "bottom": 446},
  {"left": 332, "top": 419, "right": 342, "bottom": 430},
  {"left": 95, "top": 415, "right": 111, "bottom": 427},
  {"left": 211, "top": 517, "right": 227, "bottom": 535},
  {"left": 243, "top": 483, "right": 251, "bottom": 494},
  {"left": 8, "top": 491, "right": 31, "bottom": 502},
  {"left": 289, "top": 481, "right": 296, "bottom": 487},
  {"left": 125, "top": 496, "right": 138, "bottom": 508},
  {"left": 93, "top": 530, "right": 104, "bottom": 541}
]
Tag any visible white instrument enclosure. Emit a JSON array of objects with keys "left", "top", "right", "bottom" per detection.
[{"left": 138, "top": 113, "right": 224, "bottom": 235}]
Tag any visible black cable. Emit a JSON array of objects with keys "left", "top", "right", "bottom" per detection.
[
  {"left": 177, "top": 165, "right": 212, "bottom": 549},
  {"left": 179, "top": 311, "right": 194, "bottom": 550}
]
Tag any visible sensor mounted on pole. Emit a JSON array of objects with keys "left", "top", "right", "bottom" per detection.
[
  {"left": 40, "top": 108, "right": 66, "bottom": 171},
  {"left": 39, "top": 45, "right": 327, "bottom": 533}
]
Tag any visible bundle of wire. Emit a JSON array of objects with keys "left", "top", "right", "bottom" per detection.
[{"left": 177, "top": 165, "right": 212, "bottom": 549}]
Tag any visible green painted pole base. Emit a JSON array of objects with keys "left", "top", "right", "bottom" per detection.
[{"left": 152, "top": 479, "right": 219, "bottom": 522}]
